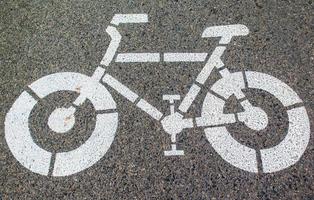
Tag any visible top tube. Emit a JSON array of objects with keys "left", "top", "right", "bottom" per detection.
[{"left": 115, "top": 52, "right": 209, "bottom": 63}]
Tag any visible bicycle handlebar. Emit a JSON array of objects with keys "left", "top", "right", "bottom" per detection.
[
  {"left": 100, "top": 14, "right": 149, "bottom": 65},
  {"left": 111, "top": 14, "right": 148, "bottom": 25}
]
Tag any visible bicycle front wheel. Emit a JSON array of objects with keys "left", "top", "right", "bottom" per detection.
[{"left": 5, "top": 72, "right": 118, "bottom": 176}]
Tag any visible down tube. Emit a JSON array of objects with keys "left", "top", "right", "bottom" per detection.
[{"left": 101, "top": 72, "right": 164, "bottom": 121}]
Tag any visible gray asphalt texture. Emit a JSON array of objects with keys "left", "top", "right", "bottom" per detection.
[{"left": 0, "top": 0, "right": 313, "bottom": 199}]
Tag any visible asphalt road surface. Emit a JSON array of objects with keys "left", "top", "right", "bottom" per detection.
[{"left": 0, "top": 0, "right": 313, "bottom": 199}]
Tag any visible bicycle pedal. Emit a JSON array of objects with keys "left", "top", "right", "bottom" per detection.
[{"left": 164, "top": 149, "right": 185, "bottom": 156}]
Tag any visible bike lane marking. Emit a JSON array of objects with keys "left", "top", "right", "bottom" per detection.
[
  {"left": 163, "top": 53, "right": 208, "bottom": 62},
  {"left": 5, "top": 91, "right": 52, "bottom": 176},
  {"left": 116, "top": 53, "right": 160, "bottom": 62},
  {"left": 204, "top": 126, "right": 258, "bottom": 173},
  {"left": 3, "top": 13, "right": 311, "bottom": 178},
  {"left": 53, "top": 112, "right": 118, "bottom": 176},
  {"left": 102, "top": 74, "right": 139, "bottom": 103},
  {"left": 111, "top": 14, "right": 148, "bottom": 25},
  {"left": 245, "top": 72, "right": 310, "bottom": 173},
  {"left": 136, "top": 99, "right": 163, "bottom": 120}
]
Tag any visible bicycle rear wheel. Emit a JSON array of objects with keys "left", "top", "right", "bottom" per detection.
[{"left": 200, "top": 71, "right": 310, "bottom": 173}]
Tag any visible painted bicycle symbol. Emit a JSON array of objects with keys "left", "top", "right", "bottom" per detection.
[{"left": 5, "top": 14, "right": 310, "bottom": 176}]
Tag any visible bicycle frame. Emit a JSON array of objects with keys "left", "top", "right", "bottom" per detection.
[
  {"left": 92, "top": 14, "right": 247, "bottom": 124},
  {"left": 74, "top": 14, "right": 249, "bottom": 155},
  {"left": 4, "top": 13, "right": 310, "bottom": 176}
]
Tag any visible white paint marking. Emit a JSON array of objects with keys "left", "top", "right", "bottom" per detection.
[
  {"left": 8, "top": 72, "right": 119, "bottom": 176},
  {"left": 5, "top": 91, "right": 52, "bottom": 176},
  {"left": 102, "top": 74, "right": 139, "bottom": 102},
  {"left": 211, "top": 71, "right": 246, "bottom": 99},
  {"left": 238, "top": 100, "right": 268, "bottom": 131},
  {"left": 261, "top": 106, "right": 310, "bottom": 173},
  {"left": 161, "top": 112, "right": 193, "bottom": 135},
  {"left": 163, "top": 95, "right": 180, "bottom": 114},
  {"left": 218, "top": 68, "right": 231, "bottom": 78},
  {"left": 5, "top": 13, "right": 310, "bottom": 176},
  {"left": 201, "top": 70, "right": 310, "bottom": 173},
  {"left": 111, "top": 14, "right": 148, "bottom": 25},
  {"left": 92, "top": 66, "right": 105, "bottom": 81},
  {"left": 205, "top": 126, "right": 258, "bottom": 173},
  {"left": 202, "top": 24, "right": 249, "bottom": 44},
  {"left": 246, "top": 71, "right": 302, "bottom": 106},
  {"left": 136, "top": 99, "right": 163, "bottom": 120},
  {"left": 47, "top": 106, "right": 76, "bottom": 133},
  {"left": 53, "top": 112, "right": 118, "bottom": 176},
  {"left": 162, "top": 94, "right": 180, "bottom": 103},
  {"left": 29, "top": 72, "right": 116, "bottom": 110},
  {"left": 164, "top": 151, "right": 184, "bottom": 156},
  {"left": 163, "top": 53, "right": 208, "bottom": 62},
  {"left": 196, "top": 46, "right": 226, "bottom": 84},
  {"left": 116, "top": 53, "right": 160, "bottom": 62},
  {"left": 196, "top": 92, "right": 236, "bottom": 127},
  {"left": 164, "top": 145, "right": 185, "bottom": 156},
  {"left": 178, "top": 84, "right": 201, "bottom": 113},
  {"left": 100, "top": 26, "right": 121, "bottom": 66}
]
